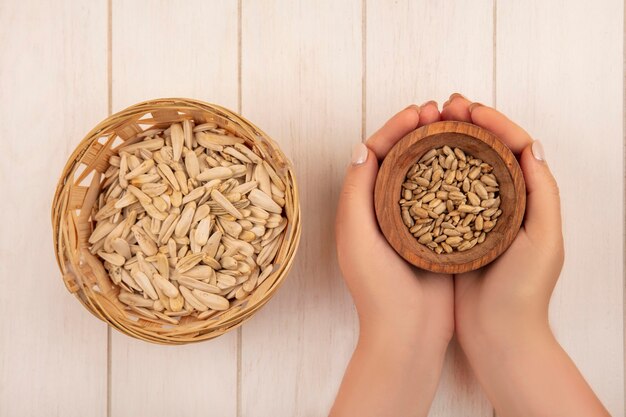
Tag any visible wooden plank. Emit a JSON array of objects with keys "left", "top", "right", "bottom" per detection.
[
  {"left": 109, "top": 336, "right": 237, "bottom": 417},
  {"left": 496, "top": 1, "right": 624, "bottom": 415},
  {"left": 366, "top": 1, "right": 494, "bottom": 415},
  {"left": 0, "top": 1, "right": 109, "bottom": 417},
  {"left": 110, "top": 2, "right": 239, "bottom": 416},
  {"left": 240, "top": 1, "right": 362, "bottom": 415},
  {"left": 366, "top": 0, "right": 494, "bottom": 131},
  {"left": 111, "top": 0, "right": 239, "bottom": 112}
]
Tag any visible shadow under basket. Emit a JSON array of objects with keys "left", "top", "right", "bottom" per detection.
[{"left": 52, "top": 98, "right": 301, "bottom": 344}]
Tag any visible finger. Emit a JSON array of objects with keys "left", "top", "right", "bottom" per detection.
[
  {"left": 366, "top": 105, "right": 423, "bottom": 160},
  {"left": 441, "top": 93, "right": 472, "bottom": 122},
  {"left": 417, "top": 101, "right": 441, "bottom": 126},
  {"left": 469, "top": 104, "right": 533, "bottom": 154},
  {"left": 336, "top": 143, "right": 381, "bottom": 254},
  {"left": 518, "top": 141, "right": 563, "bottom": 246}
]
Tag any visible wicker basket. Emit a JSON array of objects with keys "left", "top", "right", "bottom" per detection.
[{"left": 52, "top": 98, "right": 301, "bottom": 344}]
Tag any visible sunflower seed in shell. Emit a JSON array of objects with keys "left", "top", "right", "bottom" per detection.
[
  {"left": 157, "top": 163, "right": 179, "bottom": 191},
  {"left": 249, "top": 189, "right": 282, "bottom": 214},
  {"left": 132, "top": 270, "right": 158, "bottom": 300},
  {"left": 118, "top": 291, "right": 154, "bottom": 308},
  {"left": 125, "top": 159, "right": 154, "bottom": 180},
  {"left": 196, "top": 131, "right": 244, "bottom": 147},
  {"left": 177, "top": 276, "right": 220, "bottom": 294},
  {"left": 254, "top": 164, "right": 272, "bottom": 197},
  {"left": 174, "top": 170, "right": 189, "bottom": 195},
  {"left": 111, "top": 237, "right": 132, "bottom": 259},
  {"left": 192, "top": 290, "right": 229, "bottom": 311},
  {"left": 153, "top": 273, "right": 179, "bottom": 298},
  {"left": 170, "top": 123, "right": 184, "bottom": 162},
  {"left": 97, "top": 251, "right": 125, "bottom": 266},
  {"left": 88, "top": 221, "right": 117, "bottom": 244},
  {"left": 174, "top": 202, "right": 196, "bottom": 238},
  {"left": 176, "top": 252, "right": 204, "bottom": 273},
  {"left": 179, "top": 286, "right": 208, "bottom": 312},
  {"left": 184, "top": 150, "right": 200, "bottom": 179},
  {"left": 210, "top": 189, "right": 243, "bottom": 219},
  {"left": 169, "top": 294, "right": 185, "bottom": 312},
  {"left": 131, "top": 225, "right": 158, "bottom": 256},
  {"left": 126, "top": 185, "right": 152, "bottom": 205},
  {"left": 194, "top": 218, "right": 211, "bottom": 246},
  {"left": 142, "top": 183, "right": 168, "bottom": 197},
  {"left": 94, "top": 199, "right": 120, "bottom": 221},
  {"left": 182, "top": 186, "right": 206, "bottom": 205}
]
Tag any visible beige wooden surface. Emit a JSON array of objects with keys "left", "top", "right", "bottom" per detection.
[{"left": 0, "top": 1, "right": 623, "bottom": 416}]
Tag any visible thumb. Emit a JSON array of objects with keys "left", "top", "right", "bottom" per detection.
[
  {"left": 335, "top": 143, "right": 381, "bottom": 253},
  {"left": 518, "top": 140, "right": 563, "bottom": 248}
]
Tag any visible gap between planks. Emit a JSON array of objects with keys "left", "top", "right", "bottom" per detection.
[
  {"left": 492, "top": 2, "right": 498, "bottom": 416},
  {"left": 106, "top": 1, "right": 113, "bottom": 417},
  {"left": 492, "top": 0, "right": 497, "bottom": 109},
  {"left": 361, "top": 0, "right": 366, "bottom": 142},
  {"left": 237, "top": 2, "right": 243, "bottom": 417},
  {"left": 622, "top": 0, "right": 626, "bottom": 406}
]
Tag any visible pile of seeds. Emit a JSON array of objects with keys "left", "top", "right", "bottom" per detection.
[
  {"left": 89, "top": 120, "right": 287, "bottom": 323},
  {"left": 399, "top": 146, "right": 502, "bottom": 253}
]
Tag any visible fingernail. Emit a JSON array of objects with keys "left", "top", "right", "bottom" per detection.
[
  {"left": 531, "top": 140, "right": 545, "bottom": 162},
  {"left": 468, "top": 102, "right": 483, "bottom": 113},
  {"left": 351, "top": 143, "right": 369, "bottom": 166},
  {"left": 404, "top": 104, "right": 421, "bottom": 114},
  {"left": 420, "top": 100, "right": 438, "bottom": 109}
]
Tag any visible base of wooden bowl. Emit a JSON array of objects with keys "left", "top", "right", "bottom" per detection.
[{"left": 374, "top": 121, "right": 526, "bottom": 274}]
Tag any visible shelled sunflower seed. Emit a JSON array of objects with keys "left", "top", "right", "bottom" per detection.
[
  {"left": 399, "top": 146, "right": 502, "bottom": 254},
  {"left": 89, "top": 121, "right": 288, "bottom": 323}
]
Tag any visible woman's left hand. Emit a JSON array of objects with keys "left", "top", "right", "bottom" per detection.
[{"left": 331, "top": 102, "right": 453, "bottom": 417}]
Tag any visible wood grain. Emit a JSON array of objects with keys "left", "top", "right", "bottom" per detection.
[
  {"left": 0, "top": 1, "right": 622, "bottom": 415},
  {"left": 0, "top": 1, "right": 109, "bottom": 416},
  {"left": 109, "top": 1, "right": 239, "bottom": 416},
  {"left": 374, "top": 121, "right": 525, "bottom": 274},
  {"left": 240, "top": 0, "right": 361, "bottom": 415},
  {"left": 366, "top": 1, "right": 495, "bottom": 414},
  {"left": 496, "top": 1, "right": 624, "bottom": 415}
]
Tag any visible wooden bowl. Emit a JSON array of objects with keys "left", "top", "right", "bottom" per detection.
[{"left": 374, "top": 121, "right": 525, "bottom": 274}]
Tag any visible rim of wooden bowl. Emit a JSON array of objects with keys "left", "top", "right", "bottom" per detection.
[
  {"left": 51, "top": 98, "right": 301, "bottom": 344},
  {"left": 374, "top": 121, "right": 526, "bottom": 274}
]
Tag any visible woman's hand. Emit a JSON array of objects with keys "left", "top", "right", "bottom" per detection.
[
  {"left": 336, "top": 103, "right": 454, "bottom": 345},
  {"left": 441, "top": 93, "right": 564, "bottom": 353},
  {"left": 330, "top": 103, "right": 454, "bottom": 417},
  {"left": 442, "top": 93, "right": 609, "bottom": 417}
]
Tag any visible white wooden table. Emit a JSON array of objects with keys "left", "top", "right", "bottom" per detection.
[{"left": 1, "top": 1, "right": 623, "bottom": 416}]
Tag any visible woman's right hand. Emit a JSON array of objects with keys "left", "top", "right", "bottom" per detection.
[
  {"left": 442, "top": 94, "right": 609, "bottom": 417},
  {"left": 442, "top": 94, "right": 564, "bottom": 353}
]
